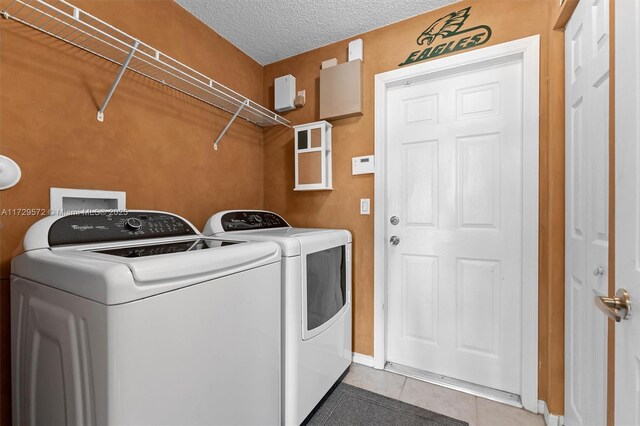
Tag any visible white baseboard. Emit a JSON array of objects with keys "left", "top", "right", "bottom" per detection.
[
  {"left": 352, "top": 352, "right": 375, "bottom": 367},
  {"left": 538, "top": 400, "right": 564, "bottom": 426}
]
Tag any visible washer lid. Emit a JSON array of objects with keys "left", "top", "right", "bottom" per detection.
[
  {"left": 12, "top": 211, "right": 281, "bottom": 305},
  {"left": 12, "top": 238, "right": 281, "bottom": 305}
]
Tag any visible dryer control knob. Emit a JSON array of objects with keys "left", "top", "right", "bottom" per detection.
[{"left": 124, "top": 217, "right": 143, "bottom": 231}]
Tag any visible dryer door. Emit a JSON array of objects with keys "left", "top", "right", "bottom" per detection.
[{"left": 300, "top": 232, "right": 352, "bottom": 341}]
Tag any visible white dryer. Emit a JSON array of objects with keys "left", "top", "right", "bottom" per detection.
[
  {"left": 11, "top": 210, "right": 282, "bottom": 426},
  {"left": 204, "top": 210, "right": 352, "bottom": 425}
]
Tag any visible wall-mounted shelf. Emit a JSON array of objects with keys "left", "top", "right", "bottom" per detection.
[
  {"left": 1, "top": 0, "right": 290, "bottom": 149},
  {"left": 294, "top": 121, "right": 333, "bottom": 191}
]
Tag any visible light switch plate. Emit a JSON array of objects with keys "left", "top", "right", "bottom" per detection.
[
  {"left": 360, "top": 198, "right": 370, "bottom": 215},
  {"left": 352, "top": 155, "right": 375, "bottom": 175}
]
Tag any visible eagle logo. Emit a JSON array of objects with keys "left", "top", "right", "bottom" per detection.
[
  {"left": 398, "top": 6, "right": 492, "bottom": 67},
  {"left": 417, "top": 7, "right": 471, "bottom": 46}
]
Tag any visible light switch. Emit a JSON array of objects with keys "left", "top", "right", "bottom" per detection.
[{"left": 360, "top": 198, "right": 370, "bottom": 215}]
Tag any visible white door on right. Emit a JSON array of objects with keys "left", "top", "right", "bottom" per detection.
[
  {"left": 564, "top": 0, "right": 610, "bottom": 425},
  {"left": 614, "top": 0, "right": 640, "bottom": 424},
  {"left": 385, "top": 57, "right": 524, "bottom": 394}
]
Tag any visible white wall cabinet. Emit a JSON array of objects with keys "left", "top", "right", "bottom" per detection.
[{"left": 294, "top": 121, "right": 332, "bottom": 191}]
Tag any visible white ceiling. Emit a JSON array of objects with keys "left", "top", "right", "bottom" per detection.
[{"left": 175, "top": 0, "right": 460, "bottom": 65}]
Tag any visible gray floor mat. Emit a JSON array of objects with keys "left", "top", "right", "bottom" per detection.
[{"left": 305, "top": 382, "right": 469, "bottom": 426}]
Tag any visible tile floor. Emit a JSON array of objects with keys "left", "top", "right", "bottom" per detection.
[{"left": 342, "top": 364, "right": 545, "bottom": 426}]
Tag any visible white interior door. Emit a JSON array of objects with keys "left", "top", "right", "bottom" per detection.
[
  {"left": 564, "top": 0, "right": 610, "bottom": 425},
  {"left": 614, "top": 0, "right": 640, "bottom": 424},
  {"left": 385, "top": 57, "right": 524, "bottom": 394}
]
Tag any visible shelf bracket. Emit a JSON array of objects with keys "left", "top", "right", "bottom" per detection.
[
  {"left": 213, "top": 99, "right": 249, "bottom": 150},
  {"left": 97, "top": 40, "right": 140, "bottom": 122}
]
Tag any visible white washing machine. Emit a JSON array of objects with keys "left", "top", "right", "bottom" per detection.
[
  {"left": 11, "top": 210, "right": 282, "bottom": 426},
  {"left": 204, "top": 210, "right": 352, "bottom": 425}
]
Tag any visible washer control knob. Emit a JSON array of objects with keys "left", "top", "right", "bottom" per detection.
[{"left": 124, "top": 217, "right": 143, "bottom": 231}]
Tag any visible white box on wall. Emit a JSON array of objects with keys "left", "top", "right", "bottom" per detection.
[
  {"left": 352, "top": 155, "right": 374, "bottom": 175},
  {"left": 275, "top": 74, "right": 296, "bottom": 112},
  {"left": 348, "top": 39, "right": 363, "bottom": 62}
]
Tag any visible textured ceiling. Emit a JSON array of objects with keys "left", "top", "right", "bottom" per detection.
[{"left": 175, "top": 0, "right": 460, "bottom": 65}]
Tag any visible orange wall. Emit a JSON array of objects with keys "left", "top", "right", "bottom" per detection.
[
  {"left": 0, "top": 1, "right": 265, "bottom": 423},
  {"left": 542, "top": 0, "right": 579, "bottom": 415},
  {"left": 263, "top": 0, "right": 566, "bottom": 414}
]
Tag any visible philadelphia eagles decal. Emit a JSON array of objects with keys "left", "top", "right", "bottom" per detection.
[{"left": 399, "top": 7, "right": 492, "bottom": 67}]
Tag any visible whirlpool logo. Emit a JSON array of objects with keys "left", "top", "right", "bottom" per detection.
[{"left": 399, "top": 7, "right": 492, "bottom": 67}]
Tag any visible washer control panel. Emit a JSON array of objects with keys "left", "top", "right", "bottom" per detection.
[
  {"left": 221, "top": 211, "right": 289, "bottom": 232},
  {"left": 48, "top": 211, "right": 197, "bottom": 246}
]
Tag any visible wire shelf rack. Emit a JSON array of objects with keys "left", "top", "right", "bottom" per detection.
[{"left": 1, "top": 0, "right": 290, "bottom": 148}]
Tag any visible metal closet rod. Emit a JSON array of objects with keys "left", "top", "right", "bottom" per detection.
[{"left": 1, "top": 0, "right": 290, "bottom": 150}]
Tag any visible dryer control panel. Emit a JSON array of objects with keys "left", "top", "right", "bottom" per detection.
[
  {"left": 48, "top": 211, "right": 197, "bottom": 246},
  {"left": 220, "top": 211, "right": 289, "bottom": 232}
]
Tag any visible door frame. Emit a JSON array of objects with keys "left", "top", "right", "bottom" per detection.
[{"left": 373, "top": 35, "right": 540, "bottom": 412}]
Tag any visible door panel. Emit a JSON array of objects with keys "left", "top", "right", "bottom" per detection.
[
  {"left": 457, "top": 258, "right": 500, "bottom": 356},
  {"left": 386, "top": 58, "right": 523, "bottom": 394},
  {"left": 402, "top": 141, "right": 438, "bottom": 226},
  {"left": 564, "top": 0, "right": 610, "bottom": 424},
  {"left": 570, "top": 273, "right": 586, "bottom": 423},
  {"left": 401, "top": 254, "right": 438, "bottom": 343},
  {"left": 457, "top": 133, "right": 500, "bottom": 228}
]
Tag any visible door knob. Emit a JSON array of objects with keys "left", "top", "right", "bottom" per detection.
[
  {"left": 390, "top": 235, "right": 400, "bottom": 245},
  {"left": 593, "top": 266, "right": 605, "bottom": 276},
  {"left": 390, "top": 216, "right": 400, "bottom": 225},
  {"left": 594, "top": 288, "right": 632, "bottom": 322}
]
